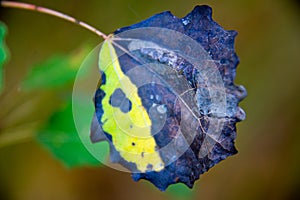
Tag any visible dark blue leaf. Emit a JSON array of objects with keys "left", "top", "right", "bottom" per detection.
[{"left": 93, "top": 5, "right": 246, "bottom": 191}]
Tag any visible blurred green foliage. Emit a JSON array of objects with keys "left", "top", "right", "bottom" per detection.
[
  {"left": 167, "top": 184, "right": 194, "bottom": 199},
  {"left": 18, "top": 43, "right": 108, "bottom": 168},
  {"left": 21, "top": 46, "right": 91, "bottom": 91},
  {"left": 0, "top": 22, "right": 8, "bottom": 93},
  {"left": 37, "top": 102, "right": 101, "bottom": 168},
  {"left": 0, "top": 0, "right": 300, "bottom": 200}
]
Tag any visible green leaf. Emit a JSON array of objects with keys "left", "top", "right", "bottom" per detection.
[
  {"left": 36, "top": 101, "right": 107, "bottom": 168},
  {"left": 0, "top": 22, "right": 9, "bottom": 93},
  {"left": 21, "top": 46, "right": 91, "bottom": 91},
  {"left": 166, "top": 183, "right": 194, "bottom": 200}
]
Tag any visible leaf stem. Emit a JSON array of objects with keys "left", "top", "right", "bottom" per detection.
[
  {"left": 0, "top": 1, "right": 109, "bottom": 40},
  {"left": 0, "top": 121, "right": 39, "bottom": 149}
]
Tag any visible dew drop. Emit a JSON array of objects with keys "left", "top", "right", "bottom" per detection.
[{"left": 157, "top": 104, "right": 167, "bottom": 114}]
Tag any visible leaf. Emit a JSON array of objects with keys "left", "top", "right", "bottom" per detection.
[
  {"left": 92, "top": 5, "right": 247, "bottom": 190},
  {"left": 21, "top": 45, "right": 91, "bottom": 91},
  {"left": 167, "top": 183, "right": 194, "bottom": 199},
  {"left": 0, "top": 21, "right": 9, "bottom": 93},
  {"left": 37, "top": 101, "right": 107, "bottom": 168}
]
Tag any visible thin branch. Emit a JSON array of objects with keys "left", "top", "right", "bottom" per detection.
[{"left": 0, "top": 1, "right": 109, "bottom": 40}]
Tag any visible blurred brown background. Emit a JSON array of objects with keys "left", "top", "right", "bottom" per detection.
[{"left": 0, "top": 0, "right": 300, "bottom": 199}]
